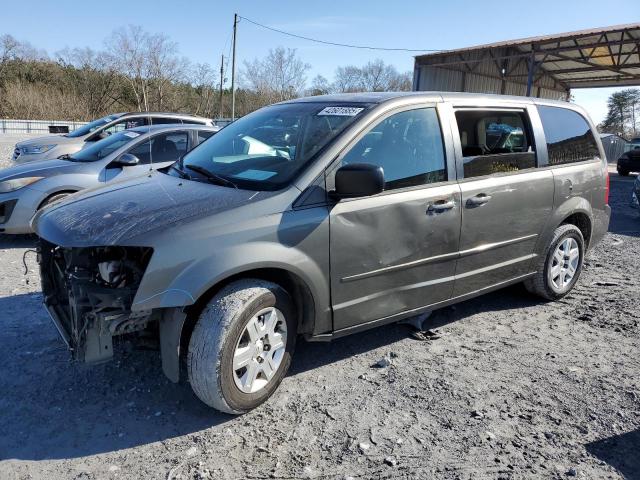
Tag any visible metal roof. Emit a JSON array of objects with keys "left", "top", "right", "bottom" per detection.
[{"left": 415, "top": 23, "right": 640, "bottom": 90}]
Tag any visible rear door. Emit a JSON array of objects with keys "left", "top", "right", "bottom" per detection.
[
  {"left": 448, "top": 104, "right": 554, "bottom": 297},
  {"left": 328, "top": 104, "right": 461, "bottom": 331}
]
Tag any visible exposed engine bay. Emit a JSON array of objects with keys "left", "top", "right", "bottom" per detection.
[{"left": 39, "top": 240, "right": 155, "bottom": 363}]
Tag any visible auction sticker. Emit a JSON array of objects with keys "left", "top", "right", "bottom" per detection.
[{"left": 317, "top": 106, "right": 364, "bottom": 116}]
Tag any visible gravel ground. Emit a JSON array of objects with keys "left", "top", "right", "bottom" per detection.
[
  {"left": 0, "top": 132, "right": 639, "bottom": 479},
  {"left": 0, "top": 133, "right": 41, "bottom": 169}
]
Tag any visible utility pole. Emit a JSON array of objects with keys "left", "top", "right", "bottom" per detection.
[
  {"left": 219, "top": 54, "right": 224, "bottom": 120},
  {"left": 231, "top": 13, "right": 238, "bottom": 121}
]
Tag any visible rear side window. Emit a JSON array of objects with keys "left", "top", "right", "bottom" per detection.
[
  {"left": 340, "top": 107, "right": 447, "bottom": 190},
  {"left": 152, "top": 117, "right": 183, "bottom": 125},
  {"left": 182, "top": 119, "right": 208, "bottom": 125},
  {"left": 197, "top": 130, "right": 216, "bottom": 143},
  {"left": 538, "top": 106, "right": 599, "bottom": 165},
  {"left": 455, "top": 109, "right": 536, "bottom": 179},
  {"left": 128, "top": 131, "right": 189, "bottom": 164},
  {"left": 101, "top": 117, "right": 149, "bottom": 136}
]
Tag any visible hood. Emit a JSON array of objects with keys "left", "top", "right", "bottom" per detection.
[
  {"left": 16, "top": 134, "right": 79, "bottom": 148},
  {"left": 34, "top": 171, "right": 277, "bottom": 246},
  {"left": 0, "top": 158, "right": 81, "bottom": 182}
]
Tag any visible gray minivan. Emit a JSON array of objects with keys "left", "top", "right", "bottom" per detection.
[{"left": 35, "top": 92, "right": 610, "bottom": 414}]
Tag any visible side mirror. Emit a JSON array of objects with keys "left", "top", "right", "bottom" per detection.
[
  {"left": 95, "top": 131, "right": 110, "bottom": 141},
  {"left": 333, "top": 163, "right": 384, "bottom": 199},
  {"left": 114, "top": 153, "right": 140, "bottom": 166}
]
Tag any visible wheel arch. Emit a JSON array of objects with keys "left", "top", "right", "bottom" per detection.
[
  {"left": 560, "top": 211, "right": 592, "bottom": 249},
  {"left": 37, "top": 190, "right": 78, "bottom": 210},
  {"left": 178, "top": 267, "right": 318, "bottom": 366}
]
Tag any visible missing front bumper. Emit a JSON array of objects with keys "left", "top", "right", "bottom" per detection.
[{"left": 39, "top": 240, "right": 154, "bottom": 364}]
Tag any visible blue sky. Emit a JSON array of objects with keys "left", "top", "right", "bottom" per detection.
[{"left": 1, "top": 0, "right": 637, "bottom": 123}]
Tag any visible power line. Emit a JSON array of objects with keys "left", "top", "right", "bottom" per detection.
[{"left": 238, "top": 15, "right": 444, "bottom": 53}]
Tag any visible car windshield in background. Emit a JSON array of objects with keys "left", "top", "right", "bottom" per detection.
[
  {"left": 68, "top": 130, "right": 143, "bottom": 162},
  {"left": 66, "top": 115, "right": 120, "bottom": 138},
  {"left": 180, "top": 103, "right": 372, "bottom": 190}
]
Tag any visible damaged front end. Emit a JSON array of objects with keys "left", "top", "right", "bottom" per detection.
[{"left": 39, "top": 240, "right": 155, "bottom": 364}]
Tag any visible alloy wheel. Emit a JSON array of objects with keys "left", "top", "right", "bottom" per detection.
[
  {"left": 232, "top": 307, "right": 288, "bottom": 394},
  {"left": 549, "top": 237, "right": 580, "bottom": 292}
]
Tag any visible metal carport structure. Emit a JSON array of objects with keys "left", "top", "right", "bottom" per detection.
[{"left": 413, "top": 23, "right": 640, "bottom": 100}]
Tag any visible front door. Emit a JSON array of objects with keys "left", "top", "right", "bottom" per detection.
[
  {"left": 450, "top": 106, "right": 554, "bottom": 297},
  {"left": 328, "top": 105, "right": 461, "bottom": 332},
  {"left": 103, "top": 130, "right": 190, "bottom": 183}
]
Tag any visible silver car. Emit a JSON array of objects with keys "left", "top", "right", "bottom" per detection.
[
  {"left": 0, "top": 124, "right": 219, "bottom": 233},
  {"left": 35, "top": 92, "right": 610, "bottom": 414},
  {"left": 12, "top": 112, "right": 215, "bottom": 164}
]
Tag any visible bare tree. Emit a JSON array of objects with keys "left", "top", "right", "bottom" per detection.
[
  {"left": 56, "top": 47, "right": 120, "bottom": 117},
  {"left": 334, "top": 59, "right": 412, "bottom": 93},
  {"left": 189, "top": 62, "right": 218, "bottom": 117},
  {"left": 334, "top": 65, "right": 362, "bottom": 93},
  {"left": 107, "top": 25, "right": 150, "bottom": 111},
  {"left": 242, "top": 47, "right": 310, "bottom": 105},
  {"left": 307, "top": 74, "right": 332, "bottom": 96}
]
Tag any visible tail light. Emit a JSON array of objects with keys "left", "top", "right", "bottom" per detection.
[{"left": 605, "top": 168, "right": 610, "bottom": 205}]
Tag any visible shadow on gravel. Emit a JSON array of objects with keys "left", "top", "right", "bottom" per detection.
[
  {"left": 586, "top": 428, "right": 640, "bottom": 479},
  {"left": 0, "top": 285, "right": 539, "bottom": 461},
  {"left": 0, "top": 233, "right": 38, "bottom": 249},
  {"left": 0, "top": 294, "right": 231, "bottom": 461},
  {"left": 291, "top": 284, "right": 538, "bottom": 376}
]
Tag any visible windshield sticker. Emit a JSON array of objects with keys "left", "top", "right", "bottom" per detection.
[
  {"left": 123, "top": 132, "right": 140, "bottom": 138},
  {"left": 233, "top": 169, "right": 277, "bottom": 181},
  {"left": 317, "top": 106, "right": 364, "bottom": 117}
]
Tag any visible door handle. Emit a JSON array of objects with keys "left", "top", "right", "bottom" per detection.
[
  {"left": 466, "top": 194, "right": 492, "bottom": 207},
  {"left": 427, "top": 199, "right": 456, "bottom": 213}
]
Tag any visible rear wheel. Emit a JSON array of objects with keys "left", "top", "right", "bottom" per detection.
[
  {"left": 187, "top": 279, "right": 296, "bottom": 414},
  {"left": 617, "top": 167, "right": 629, "bottom": 176},
  {"left": 525, "top": 224, "right": 585, "bottom": 300}
]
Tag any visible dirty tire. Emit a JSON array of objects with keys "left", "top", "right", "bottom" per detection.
[
  {"left": 525, "top": 224, "right": 585, "bottom": 301},
  {"left": 187, "top": 279, "right": 296, "bottom": 414}
]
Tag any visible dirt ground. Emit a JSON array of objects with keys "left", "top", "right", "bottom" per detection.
[{"left": 0, "top": 133, "right": 639, "bottom": 479}]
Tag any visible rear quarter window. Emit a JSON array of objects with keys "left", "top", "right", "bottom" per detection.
[{"left": 538, "top": 106, "right": 600, "bottom": 165}]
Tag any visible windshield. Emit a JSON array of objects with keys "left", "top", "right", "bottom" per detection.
[
  {"left": 69, "top": 130, "right": 144, "bottom": 162},
  {"left": 66, "top": 115, "right": 120, "bottom": 138},
  {"left": 180, "top": 102, "right": 372, "bottom": 190}
]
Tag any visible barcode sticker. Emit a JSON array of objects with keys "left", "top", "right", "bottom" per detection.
[{"left": 317, "top": 106, "right": 364, "bottom": 117}]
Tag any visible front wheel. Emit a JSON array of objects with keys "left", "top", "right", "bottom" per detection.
[
  {"left": 525, "top": 224, "right": 585, "bottom": 300},
  {"left": 187, "top": 279, "right": 296, "bottom": 414}
]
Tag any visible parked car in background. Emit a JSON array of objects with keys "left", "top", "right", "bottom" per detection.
[
  {"left": 0, "top": 124, "right": 219, "bottom": 234},
  {"left": 35, "top": 92, "right": 610, "bottom": 414},
  {"left": 11, "top": 112, "right": 215, "bottom": 164},
  {"left": 616, "top": 145, "right": 640, "bottom": 176}
]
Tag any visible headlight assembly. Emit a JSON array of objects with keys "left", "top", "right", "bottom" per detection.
[
  {"left": 21, "top": 144, "right": 56, "bottom": 155},
  {"left": 0, "top": 177, "right": 44, "bottom": 193}
]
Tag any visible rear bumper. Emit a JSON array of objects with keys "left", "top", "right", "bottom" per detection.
[{"left": 590, "top": 205, "right": 611, "bottom": 248}]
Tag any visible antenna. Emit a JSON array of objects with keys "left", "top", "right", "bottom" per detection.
[
  {"left": 231, "top": 13, "right": 238, "bottom": 121},
  {"left": 148, "top": 126, "right": 153, "bottom": 174},
  {"left": 219, "top": 54, "right": 224, "bottom": 120}
]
